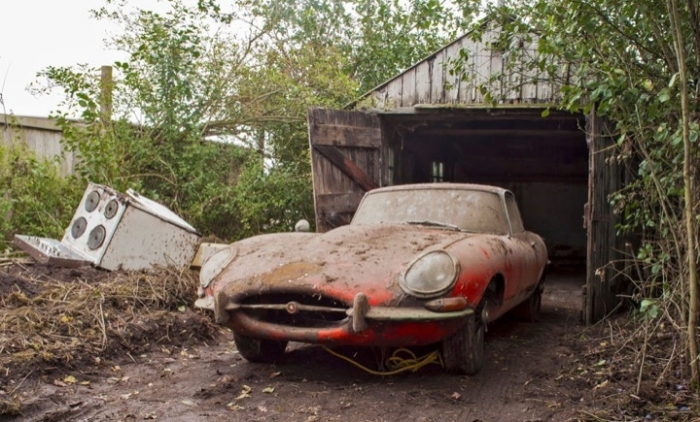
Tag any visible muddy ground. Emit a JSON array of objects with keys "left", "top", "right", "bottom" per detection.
[{"left": 1, "top": 264, "right": 698, "bottom": 422}]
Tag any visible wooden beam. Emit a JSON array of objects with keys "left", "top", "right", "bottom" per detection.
[
  {"left": 313, "top": 145, "right": 379, "bottom": 191},
  {"left": 425, "top": 129, "right": 584, "bottom": 137},
  {"left": 310, "top": 124, "right": 381, "bottom": 148}
]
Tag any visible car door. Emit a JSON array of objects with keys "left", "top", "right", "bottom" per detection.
[{"left": 505, "top": 192, "right": 544, "bottom": 301}]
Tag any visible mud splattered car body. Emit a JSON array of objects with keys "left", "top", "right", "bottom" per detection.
[{"left": 195, "top": 183, "right": 548, "bottom": 374}]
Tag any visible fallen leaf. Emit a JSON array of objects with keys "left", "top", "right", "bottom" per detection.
[
  {"left": 451, "top": 392, "right": 461, "bottom": 400},
  {"left": 181, "top": 400, "right": 197, "bottom": 407},
  {"left": 269, "top": 371, "right": 281, "bottom": 379},
  {"left": 258, "top": 405, "right": 268, "bottom": 412},
  {"left": 262, "top": 387, "right": 275, "bottom": 394},
  {"left": 594, "top": 380, "right": 609, "bottom": 390},
  {"left": 53, "top": 380, "right": 67, "bottom": 387},
  {"left": 64, "top": 375, "right": 77, "bottom": 385},
  {"left": 143, "top": 412, "right": 157, "bottom": 419},
  {"left": 236, "top": 385, "right": 252, "bottom": 400},
  {"left": 79, "top": 381, "right": 90, "bottom": 386}
]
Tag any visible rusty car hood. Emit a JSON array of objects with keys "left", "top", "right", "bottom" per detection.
[{"left": 210, "top": 223, "right": 473, "bottom": 305}]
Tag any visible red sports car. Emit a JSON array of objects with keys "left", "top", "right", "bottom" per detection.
[{"left": 195, "top": 183, "right": 548, "bottom": 374}]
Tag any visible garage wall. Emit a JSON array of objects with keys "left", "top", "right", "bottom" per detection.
[{"left": 506, "top": 182, "right": 588, "bottom": 261}]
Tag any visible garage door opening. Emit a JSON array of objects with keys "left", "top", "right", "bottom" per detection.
[
  {"left": 381, "top": 108, "right": 588, "bottom": 274},
  {"left": 307, "top": 105, "right": 612, "bottom": 320}
]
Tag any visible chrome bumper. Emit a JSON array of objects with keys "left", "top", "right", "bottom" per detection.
[{"left": 195, "top": 292, "right": 473, "bottom": 334}]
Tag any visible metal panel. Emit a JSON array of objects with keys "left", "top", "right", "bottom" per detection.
[
  {"left": 19, "top": 182, "right": 202, "bottom": 271},
  {"left": 100, "top": 205, "right": 200, "bottom": 271},
  {"left": 62, "top": 184, "right": 129, "bottom": 263}
]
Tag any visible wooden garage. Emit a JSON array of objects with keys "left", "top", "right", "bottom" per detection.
[{"left": 307, "top": 27, "right": 623, "bottom": 324}]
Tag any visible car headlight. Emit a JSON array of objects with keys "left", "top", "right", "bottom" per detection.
[
  {"left": 401, "top": 251, "right": 459, "bottom": 298},
  {"left": 200, "top": 246, "right": 238, "bottom": 289}
]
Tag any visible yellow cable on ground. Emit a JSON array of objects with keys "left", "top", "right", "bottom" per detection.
[{"left": 322, "top": 346, "right": 444, "bottom": 376}]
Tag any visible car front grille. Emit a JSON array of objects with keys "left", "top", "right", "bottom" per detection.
[{"left": 239, "top": 293, "right": 350, "bottom": 328}]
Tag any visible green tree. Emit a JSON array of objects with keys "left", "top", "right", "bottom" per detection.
[
  {"left": 461, "top": 0, "right": 700, "bottom": 386},
  {"left": 24, "top": 0, "right": 479, "bottom": 246}
]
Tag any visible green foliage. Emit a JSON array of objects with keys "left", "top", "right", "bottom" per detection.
[
  {"left": 457, "top": 0, "right": 700, "bottom": 383},
  {"left": 13, "top": 0, "right": 477, "bottom": 247},
  {"left": 232, "top": 156, "right": 314, "bottom": 239},
  {"left": 0, "top": 141, "right": 83, "bottom": 250}
]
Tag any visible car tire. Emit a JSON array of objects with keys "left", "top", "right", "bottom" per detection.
[
  {"left": 233, "top": 332, "right": 288, "bottom": 363},
  {"left": 513, "top": 288, "right": 542, "bottom": 323},
  {"left": 441, "top": 312, "right": 485, "bottom": 375}
]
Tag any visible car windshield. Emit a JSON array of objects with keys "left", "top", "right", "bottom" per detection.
[{"left": 352, "top": 188, "right": 509, "bottom": 235}]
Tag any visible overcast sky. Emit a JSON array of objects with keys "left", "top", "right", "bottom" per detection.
[{"left": 0, "top": 1, "right": 153, "bottom": 117}]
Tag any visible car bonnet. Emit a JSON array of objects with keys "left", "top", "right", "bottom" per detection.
[{"left": 210, "top": 223, "right": 471, "bottom": 305}]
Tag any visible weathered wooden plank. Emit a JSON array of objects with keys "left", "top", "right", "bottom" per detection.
[
  {"left": 313, "top": 144, "right": 378, "bottom": 192},
  {"left": 585, "top": 111, "right": 621, "bottom": 324},
  {"left": 402, "top": 68, "right": 417, "bottom": 107},
  {"left": 314, "top": 193, "right": 366, "bottom": 231},
  {"left": 310, "top": 125, "right": 382, "bottom": 148},
  {"left": 444, "top": 42, "right": 462, "bottom": 103},
  {"left": 372, "top": 87, "right": 390, "bottom": 108},
  {"left": 308, "top": 108, "right": 383, "bottom": 232},
  {"left": 488, "top": 36, "right": 504, "bottom": 102},
  {"left": 315, "top": 192, "right": 366, "bottom": 215},
  {"left": 457, "top": 38, "right": 478, "bottom": 103},
  {"left": 471, "top": 35, "right": 491, "bottom": 103},
  {"left": 415, "top": 61, "right": 432, "bottom": 104},
  {"left": 430, "top": 50, "right": 446, "bottom": 103},
  {"left": 311, "top": 147, "right": 381, "bottom": 193},
  {"left": 387, "top": 77, "right": 403, "bottom": 107}
]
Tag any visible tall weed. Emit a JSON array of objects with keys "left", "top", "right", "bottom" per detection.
[{"left": 0, "top": 141, "right": 83, "bottom": 251}]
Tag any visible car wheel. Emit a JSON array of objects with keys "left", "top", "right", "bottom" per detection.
[
  {"left": 233, "top": 332, "right": 288, "bottom": 363},
  {"left": 441, "top": 312, "right": 485, "bottom": 375},
  {"left": 513, "top": 288, "right": 542, "bottom": 323}
]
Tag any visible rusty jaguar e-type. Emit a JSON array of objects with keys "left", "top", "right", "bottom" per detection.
[{"left": 195, "top": 183, "right": 548, "bottom": 374}]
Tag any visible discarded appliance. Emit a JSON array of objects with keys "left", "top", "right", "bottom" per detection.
[{"left": 14, "top": 182, "right": 201, "bottom": 271}]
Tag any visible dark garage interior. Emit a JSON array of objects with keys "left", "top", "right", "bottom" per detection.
[{"left": 380, "top": 108, "right": 590, "bottom": 269}]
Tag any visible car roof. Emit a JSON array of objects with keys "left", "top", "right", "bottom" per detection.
[{"left": 368, "top": 183, "right": 509, "bottom": 196}]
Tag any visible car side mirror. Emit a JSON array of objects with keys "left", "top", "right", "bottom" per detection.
[{"left": 294, "top": 219, "right": 310, "bottom": 232}]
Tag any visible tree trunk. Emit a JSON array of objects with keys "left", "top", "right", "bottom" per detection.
[{"left": 667, "top": 0, "right": 700, "bottom": 386}]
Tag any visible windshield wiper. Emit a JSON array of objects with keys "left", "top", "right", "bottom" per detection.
[{"left": 404, "top": 220, "right": 463, "bottom": 232}]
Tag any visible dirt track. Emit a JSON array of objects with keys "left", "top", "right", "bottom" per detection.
[{"left": 5, "top": 271, "right": 593, "bottom": 422}]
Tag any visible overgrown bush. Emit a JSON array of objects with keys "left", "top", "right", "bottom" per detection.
[{"left": 0, "top": 141, "right": 83, "bottom": 250}]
